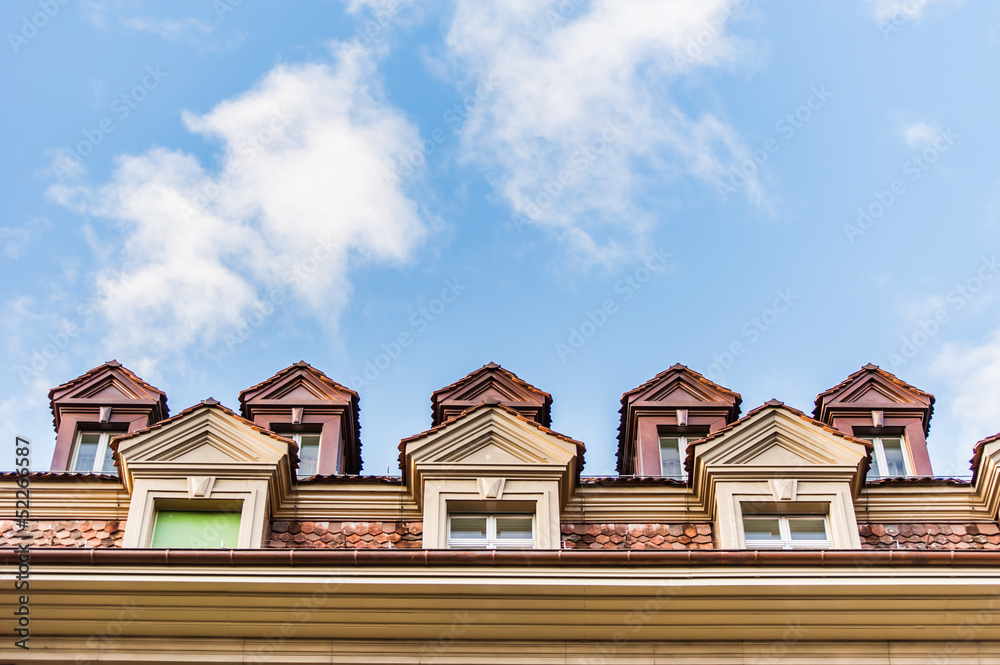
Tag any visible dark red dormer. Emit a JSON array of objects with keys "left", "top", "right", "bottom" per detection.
[
  {"left": 49, "top": 360, "right": 168, "bottom": 473},
  {"left": 617, "top": 364, "right": 741, "bottom": 476},
  {"left": 431, "top": 362, "right": 552, "bottom": 427},
  {"left": 813, "top": 363, "right": 934, "bottom": 477},
  {"left": 238, "top": 362, "right": 361, "bottom": 476}
]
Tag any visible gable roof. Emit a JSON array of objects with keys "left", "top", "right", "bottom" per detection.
[
  {"left": 48, "top": 360, "right": 168, "bottom": 430},
  {"left": 812, "top": 363, "right": 935, "bottom": 435},
  {"left": 616, "top": 364, "right": 742, "bottom": 474},
  {"left": 430, "top": 362, "right": 552, "bottom": 427},
  {"left": 684, "top": 398, "right": 874, "bottom": 479},
  {"left": 399, "top": 401, "right": 584, "bottom": 478},
  {"left": 238, "top": 361, "right": 362, "bottom": 474}
]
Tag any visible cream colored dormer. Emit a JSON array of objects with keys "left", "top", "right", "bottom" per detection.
[
  {"left": 689, "top": 400, "right": 871, "bottom": 549},
  {"left": 114, "top": 399, "right": 296, "bottom": 548},
  {"left": 399, "top": 403, "right": 583, "bottom": 549}
]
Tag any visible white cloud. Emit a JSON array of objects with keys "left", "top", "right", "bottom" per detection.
[
  {"left": 901, "top": 120, "right": 941, "bottom": 149},
  {"left": 48, "top": 49, "right": 426, "bottom": 372},
  {"left": 120, "top": 15, "right": 214, "bottom": 40},
  {"left": 443, "top": 0, "right": 758, "bottom": 264},
  {"left": 929, "top": 330, "right": 1000, "bottom": 474},
  {"left": 0, "top": 218, "right": 49, "bottom": 259},
  {"left": 868, "top": 0, "right": 961, "bottom": 24}
]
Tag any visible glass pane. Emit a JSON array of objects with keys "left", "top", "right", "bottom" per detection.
[
  {"left": 450, "top": 517, "right": 487, "bottom": 540},
  {"left": 861, "top": 437, "right": 882, "bottom": 477},
  {"left": 73, "top": 434, "right": 100, "bottom": 472},
  {"left": 659, "top": 437, "right": 682, "bottom": 477},
  {"left": 99, "top": 441, "right": 117, "bottom": 475},
  {"left": 496, "top": 517, "right": 533, "bottom": 540},
  {"left": 743, "top": 517, "right": 781, "bottom": 541},
  {"left": 881, "top": 438, "right": 907, "bottom": 477},
  {"left": 788, "top": 517, "right": 827, "bottom": 540},
  {"left": 298, "top": 436, "right": 320, "bottom": 477},
  {"left": 150, "top": 511, "right": 241, "bottom": 548}
]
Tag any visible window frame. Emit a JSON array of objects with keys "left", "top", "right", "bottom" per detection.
[
  {"left": 149, "top": 507, "right": 243, "bottom": 549},
  {"left": 863, "top": 434, "right": 912, "bottom": 479},
  {"left": 447, "top": 513, "right": 535, "bottom": 550},
  {"left": 70, "top": 430, "right": 118, "bottom": 474},
  {"left": 742, "top": 513, "right": 832, "bottom": 550},
  {"left": 276, "top": 431, "right": 322, "bottom": 478},
  {"left": 657, "top": 435, "right": 693, "bottom": 480}
]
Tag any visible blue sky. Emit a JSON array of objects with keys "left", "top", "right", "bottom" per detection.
[{"left": 3, "top": 0, "right": 1000, "bottom": 477}]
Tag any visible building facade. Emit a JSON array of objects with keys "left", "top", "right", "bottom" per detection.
[{"left": 3, "top": 361, "right": 1000, "bottom": 663}]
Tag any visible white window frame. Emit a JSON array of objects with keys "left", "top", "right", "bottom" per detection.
[
  {"left": 863, "top": 435, "right": 912, "bottom": 479},
  {"left": 447, "top": 514, "right": 535, "bottom": 550},
  {"left": 742, "top": 514, "right": 831, "bottom": 550},
  {"left": 71, "top": 431, "right": 117, "bottom": 474},
  {"left": 657, "top": 435, "right": 694, "bottom": 480},
  {"left": 279, "top": 432, "right": 321, "bottom": 478}
]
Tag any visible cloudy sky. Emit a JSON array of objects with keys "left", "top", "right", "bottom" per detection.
[{"left": 3, "top": 0, "right": 999, "bottom": 476}]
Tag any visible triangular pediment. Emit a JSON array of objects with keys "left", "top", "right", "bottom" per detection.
[
  {"left": 693, "top": 405, "right": 870, "bottom": 470},
  {"left": 51, "top": 362, "right": 164, "bottom": 403},
  {"left": 814, "top": 364, "right": 933, "bottom": 418},
  {"left": 627, "top": 365, "right": 740, "bottom": 409},
  {"left": 239, "top": 362, "right": 357, "bottom": 407},
  {"left": 403, "top": 404, "right": 580, "bottom": 471},
  {"left": 431, "top": 364, "right": 552, "bottom": 426},
  {"left": 115, "top": 403, "right": 293, "bottom": 469}
]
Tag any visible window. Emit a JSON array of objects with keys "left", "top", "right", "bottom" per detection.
[
  {"left": 862, "top": 435, "right": 910, "bottom": 478},
  {"left": 150, "top": 509, "right": 241, "bottom": 548},
  {"left": 448, "top": 514, "right": 534, "bottom": 549},
  {"left": 657, "top": 436, "right": 693, "bottom": 479},
  {"left": 742, "top": 514, "right": 830, "bottom": 550},
  {"left": 71, "top": 432, "right": 117, "bottom": 474},
  {"left": 278, "top": 432, "right": 321, "bottom": 477}
]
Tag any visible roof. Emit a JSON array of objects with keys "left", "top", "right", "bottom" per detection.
[
  {"left": 682, "top": 399, "right": 875, "bottom": 480},
  {"left": 616, "top": 363, "right": 742, "bottom": 474},
  {"left": 812, "top": 364, "right": 935, "bottom": 434},
  {"left": 237, "top": 360, "right": 359, "bottom": 403},
  {"left": 109, "top": 398, "right": 299, "bottom": 472},
  {"left": 969, "top": 431, "right": 1000, "bottom": 483},
  {"left": 48, "top": 359, "right": 169, "bottom": 430},
  {"left": 398, "top": 401, "right": 585, "bottom": 477},
  {"left": 237, "top": 361, "right": 362, "bottom": 474},
  {"left": 430, "top": 362, "right": 552, "bottom": 426}
]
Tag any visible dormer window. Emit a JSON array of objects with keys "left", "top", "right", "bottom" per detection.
[
  {"left": 71, "top": 431, "right": 117, "bottom": 474},
  {"left": 448, "top": 514, "right": 534, "bottom": 549},
  {"left": 862, "top": 435, "right": 910, "bottom": 478}
]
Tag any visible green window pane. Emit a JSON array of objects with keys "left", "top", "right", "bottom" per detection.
[
  {"left": 150, "top": 510, "right": 241, "bottom": 548},
  {"left": 743, "top": 517, "right": 781, "bottom": 540}
]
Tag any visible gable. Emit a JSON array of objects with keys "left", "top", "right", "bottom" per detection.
[
  {"left": 625, "top": 365, "right": 740, "bottom": 409},
  {"left": 241, "top": 364, "right": 356, "bottom": 405},
  {"left": 431, "top": 364, "right": 552, "bottom": 426},
  {"left": 116, "top": 406, "right": 293, "bottom": 468},
  {"left": 692, "top": 407, "right": 870, "bottom": 471}
]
